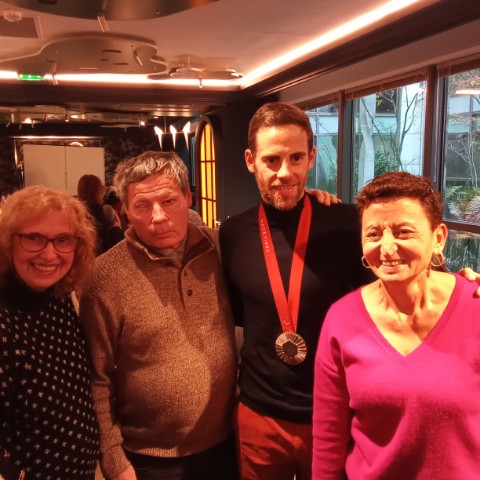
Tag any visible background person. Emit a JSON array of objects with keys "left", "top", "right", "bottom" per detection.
[
  {"left": 79, "top": 151, "right": 238, "bottom": 480},
  {"left": 313, "top": 171, "right": 480, "bottom": 479},
  {"left": 219, "top": 102, "right": 374, "bottom": 480},
  {"left": 77, "top": 174, "right": 114, "bottom": 254},
  {"left": 0, "top": 185, "right": 99, "bottom": 480},
  {"left": 104, "top": 185, "right": 129, "bottom": 231},
  {"left": 102, "top": 199, "right": 125, "bottom": 251}
]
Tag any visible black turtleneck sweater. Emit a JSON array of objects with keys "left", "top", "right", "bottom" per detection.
[
  {"left": 219, "top": 196, "right": 374, "bottom": 423},
  {"left": 0, "top": 273, "right": 99, "bottom": 479}
]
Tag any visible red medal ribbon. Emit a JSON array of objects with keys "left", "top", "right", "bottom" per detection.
[{"left": 258, "top": 195, "right": 312, "bottom": 333}]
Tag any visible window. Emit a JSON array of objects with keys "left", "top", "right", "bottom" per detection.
[
  {"left": 352, "top": 82, "right": 426, "bottom": 196},
  {"left": 442, "top": 68, "right": 480, "bottom": 226},
  {"left": 305, "top": 104, "right": 339, "bottom": 194},
  {"left": 196, "top": 121, "right": 217, "bottom": 228},
  {"left": 303, "top": 59, "right": 480, "bottom": 273},
  {"left": 445, "top": 229, "right": 480, "bottom": 272}
]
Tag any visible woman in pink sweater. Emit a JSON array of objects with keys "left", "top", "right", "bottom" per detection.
[{"left": 313, "top": 171, "right": 480, "bottom": 479}]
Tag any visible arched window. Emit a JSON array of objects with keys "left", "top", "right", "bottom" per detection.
[{"left": 196, "top": 120, "right": 217, "bottom": 228}]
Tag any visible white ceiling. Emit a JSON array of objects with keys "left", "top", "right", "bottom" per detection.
[
  {"left": 0, "top": 0, "right": 466, "bottom": 125},
  {"left": 0, "top": 0, "right": 431, "bottom": 79}
]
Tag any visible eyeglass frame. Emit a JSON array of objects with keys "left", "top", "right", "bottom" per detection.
[{"left": 16, "top": 233, "right": 80, "bottom": 253}]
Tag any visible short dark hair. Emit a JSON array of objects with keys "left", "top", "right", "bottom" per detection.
[
  {"left": 356, "top": 171, "right": 443, "bottom": 228},
  {"left": 248, "top": 102, "right": 314, "bottom": 154}
]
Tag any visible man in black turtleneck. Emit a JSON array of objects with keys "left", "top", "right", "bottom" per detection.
[{"left": 219, "top": 102, "right": 373, "bottom": 480}]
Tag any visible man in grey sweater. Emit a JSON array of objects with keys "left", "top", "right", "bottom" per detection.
[{"left": 80, "top": 151, "right": 238, "bottom": 480}]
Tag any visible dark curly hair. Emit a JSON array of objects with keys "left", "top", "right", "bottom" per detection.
[{"left": 356, "top": 171, "right": 443, "bottom": 229}]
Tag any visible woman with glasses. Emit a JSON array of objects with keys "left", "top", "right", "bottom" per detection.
[{"left": 0, "top": 185, "right": 100, "bottom": 480}]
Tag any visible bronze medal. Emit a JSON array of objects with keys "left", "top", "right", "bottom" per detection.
[
  {"left": 275, "top": 332, "right": 307, "bottom": 365},
  {"left": 259, "top": 197, "right": 312, "bottom": 367}
]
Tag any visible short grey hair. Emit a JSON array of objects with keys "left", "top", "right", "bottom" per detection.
[{"left": 114, "top": 151, "right": 190, "bottom": 205}]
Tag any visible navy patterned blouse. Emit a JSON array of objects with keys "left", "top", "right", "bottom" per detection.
[{"left": 0, "top": 273, "right": 99, "bottom": 479}]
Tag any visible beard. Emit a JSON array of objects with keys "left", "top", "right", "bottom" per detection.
[
  {"left": 259, "top": 186, "right": 301, "bottom": 210},
  {"left": 256, "top": 174, "right": 307, "bottom": 211}
]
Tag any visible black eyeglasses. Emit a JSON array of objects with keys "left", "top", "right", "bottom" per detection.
[{"left": 17, "top": 233, "right": 79, "bottom": 253}]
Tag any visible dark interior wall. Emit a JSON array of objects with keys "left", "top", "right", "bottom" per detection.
[
  {"left": 0, "top": 137, "right": 19, "bottom": 196},
  {"left": 0, "top": 123, "right": 192, "bottom": 195},
  {"left": 209, "top": 99, "right": 267, "bottom": 222},
  {"left": 0, "top": 100, "right": 272, "bottom": 220}
]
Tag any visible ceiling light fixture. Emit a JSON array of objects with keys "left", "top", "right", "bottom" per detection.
[
  {"left": 455, "top": 89, "right": 480, "bottom": 95},
  {"left": 0, "top": 70, "right": 18, "bottom": 80},
  {"left": 170, "top": 124, "right": 177, "bottom": 148},
  {"left": 97, "top": 13, "right": 109, "bottom": 32},
  {"left": 3, "top": 8, "right": 22, "bottom": 22},
  {"left": 182, "top": 121, "right": 191, "bottom": 149},
  {"left": 154, "top": 125, "right": 163, "bottom": 150}
]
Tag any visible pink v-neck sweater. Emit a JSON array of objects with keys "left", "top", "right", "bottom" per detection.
[{"left": 313, "top": 274, "right": 480, "bottom": 479}]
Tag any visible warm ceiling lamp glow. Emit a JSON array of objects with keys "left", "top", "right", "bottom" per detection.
[
  {"left": 170, "top": 124, "right": 177, "bottom": 148},
  {"left": 154, "top": 125, "right": 164, "bottom": 149},
  {"left": 240, "top": 0, "right": 425, "bottom": 86},
  {"left": 182, "top": 121, "right": 191, "bottom": 149},
  {"left": 455, "top": 89, "right": 480, "bottom": 95},
  {"left": 0, "top": 0, "right": 425, "bottom": 90},
  {"left": 0, "top": 70, "right": 19, "bottom": 80},
  {"left": 41, "top": 73, "right": 236, "bottom": 88}
]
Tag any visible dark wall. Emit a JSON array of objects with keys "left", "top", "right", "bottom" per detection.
[
  {"left": 0, "top": 100, "right": 271, "bottom": 220},
  {"left": 0, "top": 123, "right": 192, "bottom": 194},
  {"left": 209, "top": 100, "right": 265, "bottom": 222},
  {"left": 0, "top": 137, "right": 19, "bottom": 196}
]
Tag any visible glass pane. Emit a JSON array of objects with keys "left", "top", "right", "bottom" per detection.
[
  {"left": 212, "top": 161, "right": 216, "bottom": 199},
  {"left": 206, "top": 161, "right": 212, "bottom": 198},
  {"left": 352, "top": 82, "right": 426, "bottom": 196},
  {"left": 442, "top": 68, "right": 480, "bottom": 226},
  {"left": 445, "top": 229, "right": 480, "bottom": 272},
  {"left": 209, "top": 200, "right": 214, "bottom": 228},
  {"left": 305, "top": 104, "right": 339, "bottom": 194},
  {"left": 210, "top": 130, "right": 216, "bottom": 158},
  {"left": 205, "top": 124, "right": 212, "bottom": 159},
  {"left": 201, "top": 161, "right": 206, "bottom": 199},
  {"left": 200, "top": 128, "right": 206, "bottom": 160}
]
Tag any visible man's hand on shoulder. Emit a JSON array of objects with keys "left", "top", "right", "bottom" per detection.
[
  {"left": 458, "top": 267, "right": 480, "bottom": 297},
  {"left": 111, "top": 465, "right": 137, "bottom": 480},
  {"left": 306, "top": 189, "right": 342, "bottom": 206}
]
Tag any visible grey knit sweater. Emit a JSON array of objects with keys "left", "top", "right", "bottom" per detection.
[{"left": 80, "top": 224, "right": 237, "bottom": 479}]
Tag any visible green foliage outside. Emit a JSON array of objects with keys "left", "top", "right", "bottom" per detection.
[{"left": 445, "top": 231, "right": 480, "bottom": 272}]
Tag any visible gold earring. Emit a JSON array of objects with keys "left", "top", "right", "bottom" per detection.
[
  {"left": 430, "top": 252, "right": 446, "bottom": 268},
  {"left": 361, "top": 256, "right": 371, "bottom": 269}
]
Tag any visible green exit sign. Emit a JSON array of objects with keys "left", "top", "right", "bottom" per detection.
[{"left": 18, "top": 74, "right": 44, "bottom": 81}]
